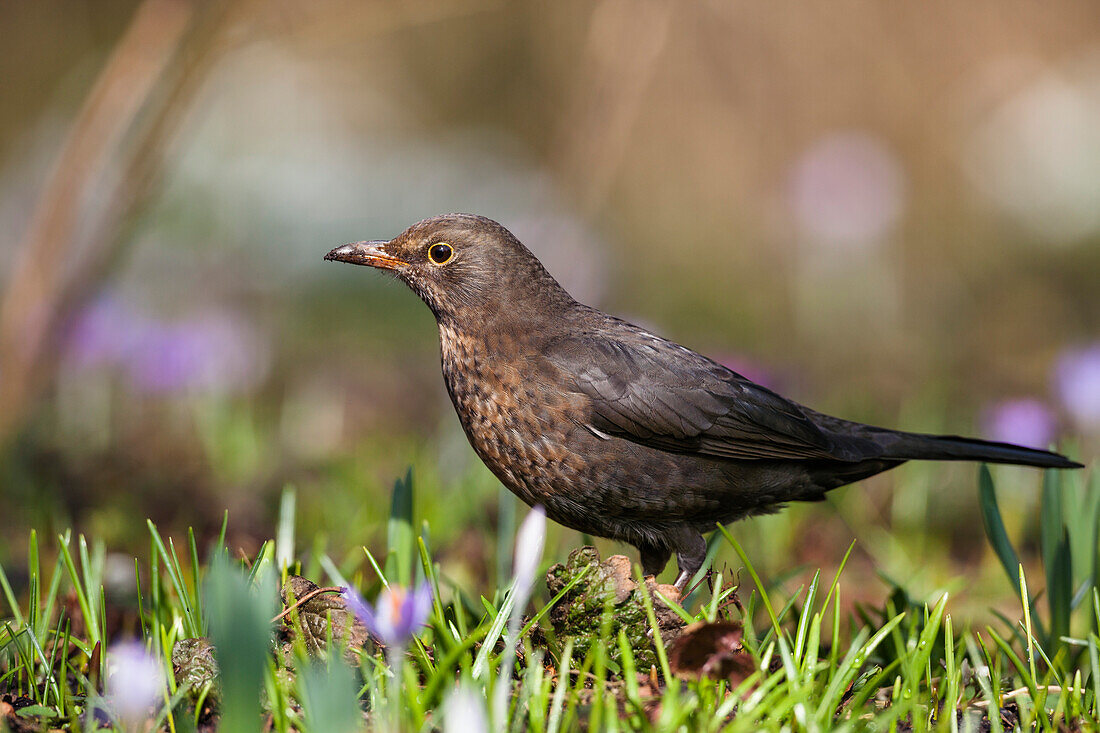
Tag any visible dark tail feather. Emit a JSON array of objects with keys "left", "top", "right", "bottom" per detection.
[{"left": 877, "top": 432, "right": 1082, "bottom": 469}]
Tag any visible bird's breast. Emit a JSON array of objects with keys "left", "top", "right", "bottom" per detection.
[{"left": 437, "top": 322, "right": 589, "bottom": 506}]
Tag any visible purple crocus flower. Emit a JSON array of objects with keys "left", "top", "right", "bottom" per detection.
[
  {"left": 981, "top": 398, "right": 1057, "bottom": 450},
  {"left": 126, "top": 313, "right": 269, "bottom": 395},
  {"left": 63, "top": 293, "right": 270, "bottom": 396},
  {"left": 63, "top": 293, "right": 150, "bottom": 370},
  {"left": 1055, "top": 344, "right": 1100, "bottom": 430},
  {"left": 343, "top": 582, "right": 433, "bottom": 648},
  {"left": 105, "top": 641, "right": 166, "bottom": 727}
]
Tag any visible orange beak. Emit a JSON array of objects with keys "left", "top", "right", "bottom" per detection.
[{"left": 324, "top": 240, "right": 407, "bottom": 270}]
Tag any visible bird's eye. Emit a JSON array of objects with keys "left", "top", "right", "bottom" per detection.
[{"left": 427, "top": 242, "right": 454, "bottom": 265}]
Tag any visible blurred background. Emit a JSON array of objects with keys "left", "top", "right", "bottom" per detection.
[{"left": 1, "top": 0, "right": 1097, "bottom": 613}]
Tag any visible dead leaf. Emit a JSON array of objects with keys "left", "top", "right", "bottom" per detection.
[
  {"left": 668, "top": 621, "right": 756, "bottom": 685},
  {"left": 280, "top": 575, "right": 373, "bottom": 658}
]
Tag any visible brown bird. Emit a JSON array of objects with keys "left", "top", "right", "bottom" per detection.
[{"left": 326, "top": 214, "right": 1082, "bottom": 590}]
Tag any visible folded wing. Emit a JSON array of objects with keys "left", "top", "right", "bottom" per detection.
[{"left": 546, "top": 332, "right": 876, "bottom": 462}]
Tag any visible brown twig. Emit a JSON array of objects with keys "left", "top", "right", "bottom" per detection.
[
  {"left": 0, "top": 0, "right": 191, "bottom": 442},
  {"left": 271, "top": 585, "right": 344, "bottom": 625},
  {"left": 0, "top": 0, "right": 253, "bottom": 446},
  {"left": 552, "top": 0, "right": 675, "bottom": 214},
  {"left": 0, "top": 0, "right": 500, "bottom": 447},
  {"left": 969, "top": 685, "right": 1076, "bottom": 708}
]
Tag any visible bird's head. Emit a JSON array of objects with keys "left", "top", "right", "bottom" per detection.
[{"left": 325, "top": 214, "right": 573, "bottom": 324}]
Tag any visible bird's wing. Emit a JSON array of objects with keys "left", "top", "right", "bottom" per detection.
[{"left": 545, "top": 332, "right": 870, "bottom": 462}]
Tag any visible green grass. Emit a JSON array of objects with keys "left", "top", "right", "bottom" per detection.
[{"left": 0, "top": 465, "right": 1096, "bottom": 731}]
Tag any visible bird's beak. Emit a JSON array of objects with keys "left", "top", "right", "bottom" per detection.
[{"left": 324, "top": 240, "right": 407, "bottom": 269}]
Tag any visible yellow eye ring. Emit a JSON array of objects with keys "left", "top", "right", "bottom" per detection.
[{"left": 427, "top": 242, "right": 454, "bottom": 265}]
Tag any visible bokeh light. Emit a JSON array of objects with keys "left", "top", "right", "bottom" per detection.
[
  {"left": 980, "top": 398, "right": 1057, "bottom": 449},
  {"left": 961, "top": 52, "right": 1100, "bottom": 244},
  {"left": 789, "top": 131, "right": 906, "bottom": 253},
  {"left": 1055, "top": 344, "right": 1100, "bottom": 431}
]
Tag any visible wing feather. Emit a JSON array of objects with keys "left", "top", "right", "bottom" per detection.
[{"left": 546, "top": 331, "right": 871, "bottom": 462}]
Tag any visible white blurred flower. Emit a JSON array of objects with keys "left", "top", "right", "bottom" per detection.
[
  {"left": 961, "top": 57, "right": 1100, "bottom": 244},
  {"left": 512, "top": 506, "right": 547, "bottom": 604},
  {"left": 106, "top": 641, "right": 166, "bottom": 728},
  {"left": 492, "top": 506, "right": 547, "bottom": 721},
  {"left": 444, "top": 685, "right": 488, "bottom": 733},
  {"left": 789, "top": 131, "right": 906, "bottom": 252}
]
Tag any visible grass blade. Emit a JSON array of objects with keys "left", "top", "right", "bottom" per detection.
[
  {"left": 979, "top": 465, "right": 1024, "bottom": 596},
  {"left": 385, "top": 468, "right": 415, "bottom": 587}
]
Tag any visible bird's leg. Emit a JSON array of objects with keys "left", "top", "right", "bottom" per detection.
[
  {"left": 638, "top": 543, "right": 671, "bottom": 579},
  {"left": 672, "top": 530, "right": 707, "bottom": 592}
]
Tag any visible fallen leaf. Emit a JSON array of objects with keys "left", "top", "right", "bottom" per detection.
[
  {"left": 668, "top": 621, "right": 756, "bottom": 685},
  {"left": 280, "top": 575, "right": 373, "bottom": 657}
]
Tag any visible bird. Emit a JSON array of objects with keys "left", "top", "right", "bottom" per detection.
[{"left": 325, "top": 214, "right": 1083, "bottom": 590}]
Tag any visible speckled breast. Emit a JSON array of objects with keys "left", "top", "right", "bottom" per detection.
[{"left": 437, "top": 322, "right": 591, "bottom": 511}]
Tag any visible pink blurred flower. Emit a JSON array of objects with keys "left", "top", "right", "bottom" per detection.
[
  {"left": 981, "top": 398, "right": 1056, "bottom": 449},
  {"left": 1055, "top": 344, "right": 1100, "bottom": 430},
  {"left": 790, "top": 131, "right": 906, "bottom": 252},
  {"left": 714, "top": 354, "right": 776, "bottom": 390}
]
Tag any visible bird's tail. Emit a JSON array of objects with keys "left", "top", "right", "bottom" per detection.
[{"left": 875, "top": 431, "right": 1082, "bottom": 469}]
